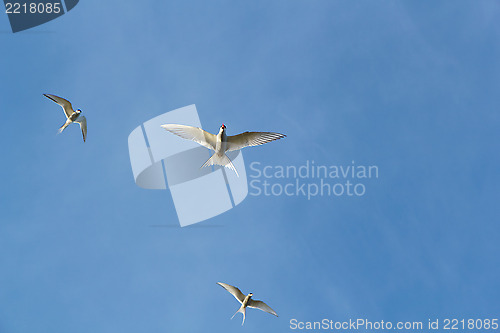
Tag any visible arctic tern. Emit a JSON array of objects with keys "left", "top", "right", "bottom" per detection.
[
  {"left": 161, "top": 123, "right": 285, "bottom": 176},
  {"left": 217, "top": 282, "right": 278, "bottom": 325},
  {"left": 44, "top": 93, "right": 87, "bottom": 142}
]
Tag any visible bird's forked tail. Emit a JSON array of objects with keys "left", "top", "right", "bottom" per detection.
[
  {"left": 201, "top": 153, "right": 239, "bottom": 177},
  {"left": 58, "top": 120, "right": 70, "bottom": 134},
  {"left": 231, "top": 306, "right": 246, "bottom": 325}
]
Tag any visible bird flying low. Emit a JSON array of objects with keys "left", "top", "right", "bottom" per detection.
[
  {"left": 161, "top": 123, "right": 285, "bottom": 177},
  {"left": 44, "top": 93, "right": 87, "bottom": 142},
  {"left": 217, "top": 282, "right": 278, "bottom": 325}
]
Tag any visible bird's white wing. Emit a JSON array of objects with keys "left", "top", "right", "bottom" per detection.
[
  {"left": 75, "top": 115, "right": 87, "bottom": 142},
  {"left": 226, "top": 132, "right": 286, "bottom": 152},
  {"left": 161, "top": 124, "right": 216, "bottom": 150},
  {"left": 43, "top": 93, "right": 74, "bottom": 118},
  {"left": 248, "top": 299, "right": 278, "bottom": 317},
  {"left": 217, "top": 282, "right": 246, "bottom": 304}
]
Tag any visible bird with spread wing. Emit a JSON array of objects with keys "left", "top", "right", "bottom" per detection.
[
  {"left": 161, "top": 123, "right": 285, "bottom": 176},
  {"left": 44, "top": 94, "right": 87, "bottom": 142},
  {"left": 217, "top": 282, "right": 278, "bottom": 325}
]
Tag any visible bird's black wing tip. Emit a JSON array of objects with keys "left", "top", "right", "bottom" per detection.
[{"left": 43, "top": 93, "right": 57, "bottom": 102}]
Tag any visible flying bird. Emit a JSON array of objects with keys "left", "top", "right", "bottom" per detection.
[
  {"left": 44, "top": 93, "right": 87, "bottom": 142},
  {"left": 161, "top": 124, "right": 285, "bottom": 176},
  {"left": 217, "top": 282, "right": 278, "bottom": 325}
]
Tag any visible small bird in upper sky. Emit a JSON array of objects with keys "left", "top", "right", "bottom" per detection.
[
  {"left": 217, "top": 282, "right": 278, "bottom": 325},
  {"left": 44, "top": 93, "right": 87, "bottom": 142},
  {"left": 161, "top": 123, "right": 285, "bottom": 177}
]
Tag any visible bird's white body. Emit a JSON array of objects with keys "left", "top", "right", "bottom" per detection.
[
  {"left": 217, "top": 282, "right": 278, "bottom": 325},
  {"left": 215, "top": 126, "right": 227, "bottom": 154},
  {"left": 161, "top": 124, "right": 285, "bottom": 177},
  {"left": 60, "top": 110, "right": 84, "bottom": 131}
]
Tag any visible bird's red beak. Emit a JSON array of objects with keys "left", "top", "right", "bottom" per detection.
[{"left": 222, "top": 124, "right": 225, "bottom": 129}]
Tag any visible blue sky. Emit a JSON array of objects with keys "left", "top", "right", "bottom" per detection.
[{"left": 1, "top": 1, "right": 499, "bottom": 332}]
